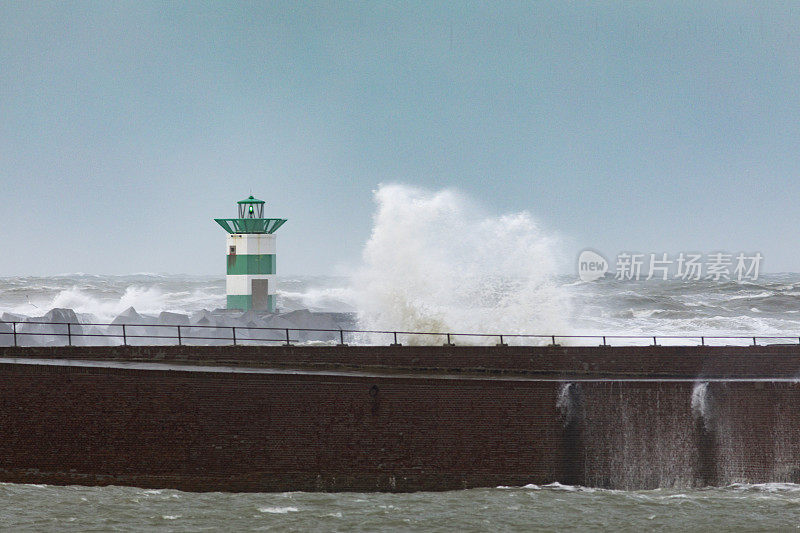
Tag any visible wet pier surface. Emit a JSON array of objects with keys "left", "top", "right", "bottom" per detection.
[{"left": 1, "top": 355, "right": 799, "bottom": 383}]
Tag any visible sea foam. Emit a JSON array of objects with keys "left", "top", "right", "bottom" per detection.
[{"left": 350, "top": 184, "right": 570, "bottom": 344}]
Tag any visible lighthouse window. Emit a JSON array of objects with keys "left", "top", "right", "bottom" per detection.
[{"left": 229, "top": 246, "right": 236, "bottom": 255}]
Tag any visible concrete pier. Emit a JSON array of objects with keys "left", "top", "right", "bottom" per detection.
[{"left": 0, "top": 345, "right": 798, "bottom": 491}]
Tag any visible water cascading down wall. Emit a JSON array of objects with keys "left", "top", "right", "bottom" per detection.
[{"left": 0, "top": 344, "right": 798, "bottom": 491}]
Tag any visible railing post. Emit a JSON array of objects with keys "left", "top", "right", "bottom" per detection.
[
  {"left": 701, "top": 337, "right": 705, "bottom": 346},
  {"left": 551, "top": 335, "right": 556, "bottom": 345},
  {"left": 67, "top": 323, "right": 72, "bottom": 346},
  {"left": 177, "top": 325, "right": 182, "bottom": 346},
  {"left": 444, "top": 333, "right": 454, "bottom": 346},
  {"left": 232, "top": 326, "right": 237, "bottom": 346},
  {"left": 497, "top": 335, "right": 507, "bottom": 347},
  {"left": 753, "top": 337, "right": 757, "bottom": 346},
  {"left": 122, "top": 324, "right": 127, "bottom": 346},
  {"left": 284, "top": 328, "right": 291, "bottom": 346},
  {"left": 12, "top": 322, "right": 17, "bottom": 347},
  {"left": 602, "top": 336, "right": 607, "bottom": 346},
  {"left": 653, "top": 336, "right": 657, "bottom": 346},
  {"left": 338, "top": 329, "right": 347, "bottom": 346},
  {"left": 391, "top": 331, "right": 400, "bottom": 346}
]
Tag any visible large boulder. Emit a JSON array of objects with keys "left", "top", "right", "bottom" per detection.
[
  {"left": 0, "top": 321, "right": 13, "bottom": 346},
  {"left": 76, "top": 312, "right": 99, "bottom": 324},
  {"left": 244, "top": 314, "right": 297, "bottom": 344},
  {"left": 237, "top": 310, "right": 266, "bottom": 327},
  {"left": 43, "top": 307, "right": 80, "bottom": 324},
  {"left": 191, "top": 310, "right": 216, "bottom": 326},
  {"left": 317, "top": 312, "right": 357, "bottom": 331},
  {"left": 232, "top": 311, "right": 279, "bottom": 344},
  {"left": 111, "top": 307, "right": 144, "bottom": 325},
  {"left": 262, "top": 314, "right": 297, "bottom": 330},
  {"left": 278, "top": 309, "right": 341, "bottom": 343},
  {"left": 110, "top": 308, "right": 164, "bottom": 345},
  {"left": 80, "top": 325, "right": 118, "bottom": 346},
  {"left": 15, "top": 308, "right": 83, "bottom": 346},
  {"left": 1, "top": 312, "right": 26, "bottom": 323},
  {"left": 48, "top": 308, "right": 86, "bottom": 345},
  {"left": 152, "top": 312, "right": 191, "bottom": 345},
  {"left": 158, "top": 312, "right": 190, "bottom": 326},
  {"left": 184, "top": 310, "right": 232, "bottom": 345}
]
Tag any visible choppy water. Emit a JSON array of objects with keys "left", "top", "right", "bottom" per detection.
[
  {"left": 568, "top": 274, "right": 800, "bottom": 339},
  {"left": 3, "top": 273, "right": 800, "bottom": 343},
  {"left": 3, "top": 482, "right": 800, "bottom": 532}
]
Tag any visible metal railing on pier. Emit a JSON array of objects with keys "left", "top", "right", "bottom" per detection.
[{"left": 1, "top": 320, "right": 800, "bottom": 348}]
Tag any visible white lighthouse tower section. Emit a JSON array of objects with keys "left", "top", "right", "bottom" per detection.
[
  {"left": 227, "top": 233, "right": 276, "bottom": 255},
  {"left": 226, "top": 233, "right": 277, "bottom": 311}
]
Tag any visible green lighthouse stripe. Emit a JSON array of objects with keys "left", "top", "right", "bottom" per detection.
[
  {"left": 226, "top": 294, "right": 252, "bottom": 310},
  {"left": 226, "top": 254, "right": 276, "bottom": 275},
  {"left": 226, "top": 294, "right": 278, "bottom": 312}
]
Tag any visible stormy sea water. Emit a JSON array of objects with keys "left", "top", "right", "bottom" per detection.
[{"left": 3, "top": 482, "right": 800, "bottom": 532}]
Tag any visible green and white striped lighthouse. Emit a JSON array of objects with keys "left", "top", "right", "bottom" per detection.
[{"left": 214, "top": 195, "right": 287, "bottom": 312}]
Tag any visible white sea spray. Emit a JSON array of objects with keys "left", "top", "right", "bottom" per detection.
[{"left": 350, "top": 184, "right": 570, "bottom": 344}]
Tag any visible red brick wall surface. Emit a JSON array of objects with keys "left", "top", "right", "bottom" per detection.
[{"left": 0, "top": 363, "right": 565, "bottom": 491}]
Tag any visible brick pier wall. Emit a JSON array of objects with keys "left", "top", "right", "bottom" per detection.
[{"left": 0, "top": 346, "right": 798, "bottom": 491}]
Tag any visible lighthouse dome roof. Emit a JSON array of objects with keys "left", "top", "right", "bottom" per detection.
[{"left": 237, "top": 195, "right": 265, "bottom": 204}]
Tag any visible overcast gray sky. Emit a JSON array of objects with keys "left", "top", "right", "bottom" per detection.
[{"left": 2, "top": 2, "right": 800, "bottom": 275}]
